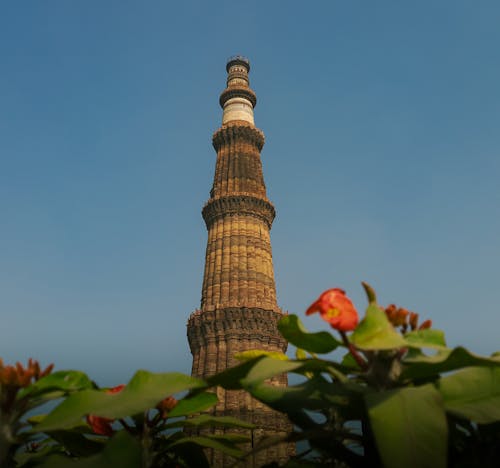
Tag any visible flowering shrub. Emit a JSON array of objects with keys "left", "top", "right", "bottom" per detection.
[
  {"left": 225, "top": 283, "right": 500, "bottom": 467},
  {"left": 0, "top": 366, "right": 253, "bottom": 467},
  {"left": 1, "top": 283, "right": 499, "bottom": 467}
]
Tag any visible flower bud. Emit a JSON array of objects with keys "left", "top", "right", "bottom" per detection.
[
  {"left": 418, "top": 319, "right": 432, "bottom": 330},
  {"left": 156, "top": 396, "right": 178, "bottom": 419},
  {"left": 409, "top": 312, "right": 419, "bottom": 330}
]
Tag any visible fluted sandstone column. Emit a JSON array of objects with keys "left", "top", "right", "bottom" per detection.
[{"left": 187, "top": 57, "right": 293, "bottom": 467}]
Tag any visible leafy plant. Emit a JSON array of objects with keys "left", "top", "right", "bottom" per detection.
[
  {"left": 214, "top": 283, "right": 500, "bottom": 467},
  {"left": 2, "top": 283, "right": 499, "bottom": 467},
  {"left": 0, "top": 364, "right": 252, "bottom": 467}
]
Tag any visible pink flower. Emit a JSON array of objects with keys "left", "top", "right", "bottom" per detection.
[{"left": 306, "top": 288, "right": 359, "bottom": 332}]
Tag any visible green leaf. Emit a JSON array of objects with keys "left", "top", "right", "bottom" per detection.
[
  {"left": 235, "top": 350, "right": 289, "bottom": 361},
  {"left": 278, "top": 315, "right": 341, "bottom": 353},
  {"left": 350, "top": 304, "right": 406, "bottom": 350},
  {"left": 240, "top": 357, "right": 304, "bottom": 387},
  {"left": 366, "top": 385, "right": 448, "bottom": 468},
  {"left": 292, "top": 357, "right": 352, "bottom": 379},
  {"left": 248, "top": 377, "right": 364, "bottom": 415},
  {"left": 210, "top": 356, "right": 351, "bottom": 393},
  {"left": 36, "top": 431, "right": 141, "bottom": 468},
  {"left": 167, "top": 391, "right": 218, "bottom": 417},
  {"left": 207, "top": 357, "right": 264, "bottom": 390},
  {"left": 169, "top": 435, "right": 245, "bottom": 458},
  {"left": 164, "top": 414, "right": 254, "bottom": 430},
  {"left": 295, "top": 348, "right": 307, "bottom": 360},
  {"left": 438, "top": 366, "right": 500, "bottom": 424},
  {"left": 401, "top": 346, "right": 500, "bottom": 380},
  {"left": 162, "top": 440, "right": 209, "bottom": 468},
  {"left": 404, "top": 329, "right": 447, "bottom": 350},
  {"left": 45, "top": 430, "right": 104, "bottom": 457},
  {"left": 361, "top": 281, "right": 377, "bottom": 304},
  {"left": 34, "top": 371, "right": 205, "bottom": 432},
  {"left": 19, "top": 371, "right": 94, "bottom": 399},
  {"left": 340, "top": 352, "right": 361, "bottom": 371}
]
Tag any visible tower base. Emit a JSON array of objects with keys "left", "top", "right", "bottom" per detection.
[{"left": 187, "top": 308, "right": 295, "bottom": 466}]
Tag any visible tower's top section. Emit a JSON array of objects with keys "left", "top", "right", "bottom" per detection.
[
  {"left": 226, "top": 55, "right": 250, "bottom": 72},
  {"left": 220, "top": 55, "right": 257, "bottom": 125}
]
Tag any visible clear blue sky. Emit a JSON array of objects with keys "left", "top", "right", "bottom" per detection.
[{"left": 2, "top": 1, "right": 499, "bottom": 386}]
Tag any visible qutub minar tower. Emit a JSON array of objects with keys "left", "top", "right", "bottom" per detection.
[{"left": 187, "top": 56, "right": 293, "bottom": 466}]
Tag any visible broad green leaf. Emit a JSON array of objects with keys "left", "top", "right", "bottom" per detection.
[
  {"left": 165, "top": 414, "right": 254, "bottom": 430},
  {"left": 45, "top": 430, "right": 103, "bottom": 457},
  {"left": 34, "top": 371, "right": 205, "bottom": 432},
  {"left": 401, "top": 346, "right": 500, "bottom": 380},
  {"left": 19, "top": 371, "right": 94, "bottom": 399},
  {"left": 210, "top": 356, "right": 350, "bottom": 392},
  {"left": 289, "top": 357, "right": 351, "bottom": 380},
  {"left": 248, "top": 377, "right": 364, "bottom": 416},
  {"left": 37, "top": 431, "right": 141, "bottom": 468},
  {"left": 366, "top": 385, "right": 448, "bottom": 468},
  {"left": 350, "top": 304, "right": 406, "bottom": 350},
  {"left": 168, "top": 391, "right": 218, "bottom": 417},
  {"left": 235, "top": 350, "right": 289, "bottom": 361},
  {"left": 240, "top": 357, "right": 304, "bottom": 387},
  {"left": 438, "top": 366, "right": 500, "bottom": 423},
  {"left": 207, "top": 357, "right": 264, "bottom": 390},
  {"left": 169, "top": 435, "right": 245, "bottom": 458},
  {"left": 404, "top": 329, "right": 447, "bottom": 350},
  {"left": 278, "top": 315, "right": 341, "bottom": 353}
]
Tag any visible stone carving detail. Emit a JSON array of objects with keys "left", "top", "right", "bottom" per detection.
[
  {"left": 188, "top": 308, "right": 287, "bottom": 355},
  {"left": 219, "top": 86, "right": 257, "bottom": 108},
  {"left": 202, "top": 195, "right": 275, "bottom": 228},
  {"left": 212, "top": 124, "right": 265, "bottom": 152}
]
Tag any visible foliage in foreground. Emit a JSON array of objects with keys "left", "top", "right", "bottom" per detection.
[{"left": 1, "top": 283, "right": 500, "bottom": 467}]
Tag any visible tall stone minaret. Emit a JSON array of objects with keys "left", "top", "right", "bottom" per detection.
[{"left": 187, "top": 56, "right": 292, "bottom": 466}]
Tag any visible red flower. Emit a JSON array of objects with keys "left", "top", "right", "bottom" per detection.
[
  {"left": 86, "top": 384, "right": 125, "bottom": 436},
  {"left": 306, "top": 288, "right": 359, "bottom": 331}
]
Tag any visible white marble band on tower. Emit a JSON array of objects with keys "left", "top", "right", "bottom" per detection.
[
  {"left": 220, "top": 56, "right": 257, "bottom": 125},
  {"left": 222, "top": 97, "right": 254, "bottom": 124}
]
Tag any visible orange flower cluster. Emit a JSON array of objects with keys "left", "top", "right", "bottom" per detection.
[
  {"left": 0, "top": 358, "right": 53, "bottom": 388},
  {"left": 384, "top": 305, "right": 432, "bottom": 333}
]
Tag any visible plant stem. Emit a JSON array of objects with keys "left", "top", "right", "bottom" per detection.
[{"left": 339, "top": 331, "right": 368, "bottom": 370}]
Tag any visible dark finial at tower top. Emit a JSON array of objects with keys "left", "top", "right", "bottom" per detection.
[{"left": 226, "top": 55, "right": 250, "bottom": 72}]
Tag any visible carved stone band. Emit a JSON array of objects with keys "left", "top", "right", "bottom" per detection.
[
  {"left": 212, "top": 123, "right": 265, "bottom": 151},
  {"left": 202, "top": 195, "right": 276, "bottom": 229}
]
